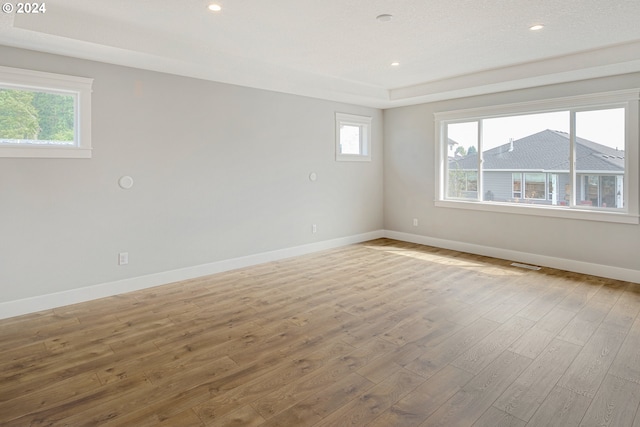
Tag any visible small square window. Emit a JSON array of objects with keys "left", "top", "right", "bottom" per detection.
[{"left": 335, "top": 112, "right": 371, "bottom": 161}]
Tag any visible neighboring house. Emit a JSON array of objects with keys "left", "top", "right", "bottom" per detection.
[
  {"left": 448, "top": 129, "right": 625, "bottom": 208},
  {"left": 447, "top": 138, "right": 459, "bottom": 153}
]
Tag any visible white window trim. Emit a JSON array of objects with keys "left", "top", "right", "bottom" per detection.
[
  {"left": 335, "top": 112, "right": 372, "bottom": 162},
  {"left": 435, "top": 89, "right": 640, "bottom": 224},
  {"left": 0, "top": 65, "right": 93, "bottom": 159}
]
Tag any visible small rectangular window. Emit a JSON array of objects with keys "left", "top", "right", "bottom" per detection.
[
  {"left": 340, "top": 124, "right": 363, "bottom": 155},
  {"left": 0, "top": 66, "right": 93, "bottom": 158},
  {"left": 336, "top": 112, "right": 371, "bottom": 161}
]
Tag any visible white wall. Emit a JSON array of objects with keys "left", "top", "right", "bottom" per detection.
[
  {"left": 0, "top": 46, "right": 384, "bottom": 305},
  {"left": 384, "top": 73, "right": 640, "bottom": 279}
]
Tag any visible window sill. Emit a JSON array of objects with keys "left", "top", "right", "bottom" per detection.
[
  {"left": 435, "top": 199, "right": 639, "bottom": 224},
  {"left": 0, "top": 146, "right": 92, "bottom": 159},
  {"left": 336, "top": 154, "right": 371, "bottom": 162}
]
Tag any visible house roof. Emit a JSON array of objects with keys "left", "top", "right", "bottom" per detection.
[{"left": 450, "top": 129, "right": 624, "bottom": 173}]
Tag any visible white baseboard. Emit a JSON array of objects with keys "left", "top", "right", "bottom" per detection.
[
  {"left": 0, "top": 230, "right": 385, "bottom": 320},
  {"left": 4, "top": 229, "right": 636, "bottom": 321},
  {"left": 384, "top": 230, "right": 640, "bottom": 284}
]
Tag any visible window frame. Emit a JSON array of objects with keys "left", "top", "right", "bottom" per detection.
[
  {"left": 335, "top": 112, "right": 372, "bottom": 162},
  {"left": 0, "top": 65, "right": 93, "bottom": 159},
  {"left": 435, "top": 89, "right": 640, "bottom": 224}
]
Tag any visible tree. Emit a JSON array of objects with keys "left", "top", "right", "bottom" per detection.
[
  {"left": 467, "top": 146, "right": 477, "bottom": 155},
  {"left": 0, "top": 89, "right": 39, "bottom": 139},
  {"left": 32, "top": 92, "right": 74, "bottom": 141},
  {"left": 454, "top": 146, "right": 466, "bottom": 157}
]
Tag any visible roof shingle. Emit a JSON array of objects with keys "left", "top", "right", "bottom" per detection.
[{"left": 450, "top": 129, "right": 624, "bottom": 172}]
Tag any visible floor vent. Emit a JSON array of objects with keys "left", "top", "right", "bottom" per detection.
[{"left": 510, "top": 262, "right": 541, "bottom": 271}]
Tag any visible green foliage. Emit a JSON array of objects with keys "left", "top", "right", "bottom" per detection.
[
  {"left": 32, "top": 92, "right": 74, "bottom": 141},
  {"left": 51, "top": 128, "right": 75, "bottom": 141},
  {"left": 447, "top": 162, "right": 466, "bottom": 198},
  {"left": 0, "top": 88, "right": 74, "bottom": 142},
  {"left": 0, "top": 89, "right": 39, "bottom": 139},
  {"left": 448, "top": 162, "right": 477, "bottom": 198}
]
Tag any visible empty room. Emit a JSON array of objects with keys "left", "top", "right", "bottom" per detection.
[{"left": 1, "top": 1, "right": 640, "bottom": 426}]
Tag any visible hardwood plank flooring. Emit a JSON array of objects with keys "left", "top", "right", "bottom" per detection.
[
  {"left": 579, "top": 374, "right": 640, "bottom": 427},
  {"left": 494, "top": 338, "right": 583, "bottom": 421},
  {"left": 1, "top": 238, "right": 639, "bottom": 426},
  {"left": 473, "top": 407, "right": 527, "bottom": 427},
  {"left": 526, "top": 385, "right": 593, "bottom": 427}
]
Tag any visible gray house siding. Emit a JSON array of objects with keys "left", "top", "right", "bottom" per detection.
[
  {"left": 558, "top": 173, "right": 571, "bottom": 204},
  {"left": 483, "top": 171, "right": 513, "bottom": 201}
]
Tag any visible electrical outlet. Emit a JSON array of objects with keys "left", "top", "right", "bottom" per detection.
[
  {"left": 312, "top": 224, "right": 317, "bottom": 233},
  {"left": 118, "top": 252, "right": 129, "bottom": 265},
  {"left": 413, "top": 218, "right": 418, "bottom": 227}
]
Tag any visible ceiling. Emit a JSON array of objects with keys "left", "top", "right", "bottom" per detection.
[{"left": 1, "top": 0, "right": 639, "bottom": 108}]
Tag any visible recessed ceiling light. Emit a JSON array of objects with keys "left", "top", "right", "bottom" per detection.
[
  {"left": 208, "top": 4, "right": 222, "bottom": 12},
  {"left": 529, "top": 24, "right": 544, "bottom": 31},
  {"left": 376, "top": 14, "right": 393, "bottom": 22},
  {"left": 391, "top": 62, "right": 400, "bottom": 67}
]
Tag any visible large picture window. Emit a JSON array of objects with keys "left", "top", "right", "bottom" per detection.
[
  {"left": 0, "top": 66, "right": 93, "bottom": 158},
  {"left": 436, "top": 90, "right": 639, "bottom": 224}
]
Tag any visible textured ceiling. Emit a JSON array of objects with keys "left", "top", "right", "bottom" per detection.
[{"left": 1, "top": 0, "right": 639, "bottom": 107}]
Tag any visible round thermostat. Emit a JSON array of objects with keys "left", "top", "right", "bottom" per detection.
[{"left": 118, "top": 175, "right": 134, "bottom": 189}]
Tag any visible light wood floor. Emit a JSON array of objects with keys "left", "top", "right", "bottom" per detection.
[{"left": 2, "top": 238, "right": 640, "bottom": 426}]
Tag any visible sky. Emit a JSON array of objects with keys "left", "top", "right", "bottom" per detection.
[{"left": 447, "top": 107, "right": 625, "bottom": 154}]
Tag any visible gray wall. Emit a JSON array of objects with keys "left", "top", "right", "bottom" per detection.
[
  {"left": 384, "top": 73, "right": 640, "bottom": 272},
  {"left": 0, "top": 46, "right": 383, "bottom": 303}
]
